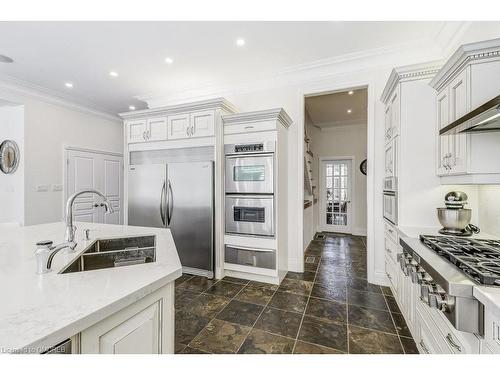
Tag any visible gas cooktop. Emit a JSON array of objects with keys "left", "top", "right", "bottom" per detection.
[{"left": 420, "top": 235, "right": 500, "bottom": 286}]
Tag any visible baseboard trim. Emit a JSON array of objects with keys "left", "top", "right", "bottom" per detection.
[{"left": 352, "top": 228, "right": 367, "bottom": 236}]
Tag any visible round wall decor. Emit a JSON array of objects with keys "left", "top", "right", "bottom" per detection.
[
  {"left": 0, "top": 139, "right": 20, "bottom": 174},
  {"left": 360, "top": 159, "right": 367, "bottom": 175}
]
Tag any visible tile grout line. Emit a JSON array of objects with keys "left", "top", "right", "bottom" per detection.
[
  {"left": 291, "top": 251, "right": 321, "bottom": 353},
  {"left": 382, "top": 292, "right": 406, "bottom": 354},
  {"left": 180, "top": 277, "right": 250, "bottom": 353},
  {"left": 234, "top": 282, "right": 281, "bottom": 354}
]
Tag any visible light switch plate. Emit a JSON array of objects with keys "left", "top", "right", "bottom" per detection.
[
  {"left": 52, "top": 184, "right": 63, "bottom": 192},
  {"left": 36, "top": 184, "right": 50, "bottom": 192}
]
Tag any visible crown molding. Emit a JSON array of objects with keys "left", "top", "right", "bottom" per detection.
[
  {"left": 430, "top": 37, "right": 500, "bottom": 91},
  {"left": 137, "top": 37, "right": 443, "bottom": 109},
  {"left": 119, "top": 97, "right": 238, "bottom": 120},
  {"left": 222, "top": 108, "right": 293, "bottom": 129},
  {"left": 380, "top": 60, "right": 443, "bottom": 104},
  {"left": 0, "top": 73, "right": 121, "bottom": 123}
]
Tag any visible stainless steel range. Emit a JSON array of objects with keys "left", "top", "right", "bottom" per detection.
[{"left": 399, "top": 235, "right": 500, "bottom": 335}]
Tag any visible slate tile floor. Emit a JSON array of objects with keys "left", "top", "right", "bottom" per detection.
[{"left": 174, "top": 233, "right": 418, "bottom": 354}]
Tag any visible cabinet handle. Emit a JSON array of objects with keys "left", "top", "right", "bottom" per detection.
[
  {"left": 244, "top": 125, "right": 254, "bottom": 130},
  {"left": 445, "top": 333, "right": 462, "bottom": 352},
  {"left": 143, "top": 131, "right": 147, "bottom": 140},
  {"left": 386, "top": 247, "right": 392, "bottom": 254},
  {"left": 386, "top": 272, "right": 392, "bottom": 281},
  {"left": 190, "top": 126, "right": 195, "bottom": 136},
  {"left": 419, "top": 340, "right": 430, "bottom": 354}
]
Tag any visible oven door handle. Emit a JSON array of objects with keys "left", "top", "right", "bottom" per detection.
[{"left": 228, "top": 245, "right": 275, "bottom": 253}]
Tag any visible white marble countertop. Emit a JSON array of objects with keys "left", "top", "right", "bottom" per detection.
[
  {"left": 0, "top": 222, "right": 182, "bottom": 353},
  {"left": 396, "top": 224, "right": 500, "bottom": 319}
]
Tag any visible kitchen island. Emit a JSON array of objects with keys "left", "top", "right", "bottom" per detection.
[{"left": 0, "top": 222, "right": 182, "bottom": 354}]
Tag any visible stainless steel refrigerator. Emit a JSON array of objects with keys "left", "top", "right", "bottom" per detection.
[{"left": 128, "top": 162, "right": 214, "bottom": 278}]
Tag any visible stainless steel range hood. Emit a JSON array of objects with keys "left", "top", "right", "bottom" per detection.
[{"left": 440, "top": 94, "right": 500, "bottom": 135}]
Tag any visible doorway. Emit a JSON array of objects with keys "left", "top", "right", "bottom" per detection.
[
  {"left": 320, "top": 158, "right": 353, "bottom": 233},
  {"left": 64, "top": 147, "right": 123, "bottom": 224},
  {"left": 302, "top": 86, "right": 368, "bottom": 243}
]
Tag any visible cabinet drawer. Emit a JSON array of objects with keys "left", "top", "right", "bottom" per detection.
[
  {"left": 385, "top": 258, "right": 398, "bottom": 292},
  {"left": 224, "top": 121, "right": 276, "bottom": 135},
  {"left": 384, "top": 235, "right": 399, "bottom": 265},
  {"left": 385, "top": 222, "right": 398, "bottom": 244},
  {"left": 416, "top": 306, "right": 442, "bottom": 354},
  {"left": 225, "top": 245, "right": 276, "bottom": 270}
]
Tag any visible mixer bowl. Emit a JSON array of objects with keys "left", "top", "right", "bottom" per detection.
[{"left": 437, "top": 208, "right": 471, "bottom": 231}]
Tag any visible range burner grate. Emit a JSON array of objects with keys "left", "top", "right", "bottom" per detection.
[{"left": 420, "top": 235, "right": 500, "bottom": 286}]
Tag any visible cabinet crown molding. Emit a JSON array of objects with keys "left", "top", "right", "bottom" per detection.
[
  {"left": 222, "top": 108, "right": 293, "bottom": 129},
  {"left": 430, "top": 38, "right": 500, "bottom": 92},
  {"left": 119, "top": 97, "right": 238, "bottom": 120},
  {"left": 380, "top": 61, "right": 443, "bottom": 104}
]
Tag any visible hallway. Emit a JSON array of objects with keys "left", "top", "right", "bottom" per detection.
[{"left": 174, "top": 233, "right": 418, "bottom": 354}]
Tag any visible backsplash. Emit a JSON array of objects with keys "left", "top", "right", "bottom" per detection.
[{"left": 478, "top": 185, "right": 500, "bottom": 237}]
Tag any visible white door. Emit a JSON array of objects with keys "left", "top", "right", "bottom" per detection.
[
  {"left": 66, "top": 149, "right": 123, "bottom": 225},
  {"left": 320, "top": 159, "right": 352, "bottom": 233}
]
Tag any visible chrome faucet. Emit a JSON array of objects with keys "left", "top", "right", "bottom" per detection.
[
  {"left": 65, "top": 189, "right": 114, "bottom": 242},
  {"left": 34, "top": 190, "right": 114, "bottom": 273},
  {"left": 35, "top": 240, "right": 77, "bottom": 274}
]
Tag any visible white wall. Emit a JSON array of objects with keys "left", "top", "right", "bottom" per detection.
[
  {"left": 308, "top": 122, "right": 367, "bottom": 236},
  {"left": 0, "top": 104, "right": 24, "bottom": 224},
  {"left": 477, "top": 185, "right": 500, "bottom": 237},
  {"left": 0, "top": 89, "right": 123, "bottom": 226}
]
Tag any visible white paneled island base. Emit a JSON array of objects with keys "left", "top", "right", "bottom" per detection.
[{"left": 0, "top": 222, "right": 182, "bottom": 354}]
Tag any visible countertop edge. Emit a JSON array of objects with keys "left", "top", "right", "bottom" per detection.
[{"left": 17, "top": 267, "right": 182, "bottom": 353}]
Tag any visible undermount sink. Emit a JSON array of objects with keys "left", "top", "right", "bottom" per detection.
[{"left": 60, "top": 235, "right": 156, "bottom": 274}]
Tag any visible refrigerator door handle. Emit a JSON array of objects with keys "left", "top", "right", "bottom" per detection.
[
  {"left": 167, "top": 179, "right": 173, "bottom": 226},
  {"left": 160, "top": 181, "right": 166, "bottom": 226}
]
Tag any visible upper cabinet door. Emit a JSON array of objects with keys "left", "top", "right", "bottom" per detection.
[
  {"left": 127, "top": 120, "right": 147, "bottom": 143},
  {"left": 448, "top": 69, "right": 470, "bottom": 175},
  {"left": 436, "top": 90, "right": 450, "bottom": 176},
  {"left": 147, "top": 117, "right": 168, "bottom": 142},
  {"left": 190, "top": 110, "right": 215, "bottom": 138},
  {"left": 384, "top": 103, "right": 392, "bottom": 142},
  {"left": 167, "top": 113, "right": 190, "bottom": 140},
  {"left": 384, "top": 138, "right": 397, "bottom": 178},
  {"left": 390, "top": 88, "right": 400, "bottom": 139}
]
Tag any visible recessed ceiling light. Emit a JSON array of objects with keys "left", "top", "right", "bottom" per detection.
[
  {"left": 109, "top": 71, "right": 119, "bottom": 78},
  {"left": 236, "top": 38, "right": 245, "bottom": 47},
  {"left": 165, "top": 57, "right": 173, "bottom": 64},
  {"left": 0, "top": 54, "right": 14, "bottom": 63},
  {"left": 348, "top": 90, "right": 354, "bottom": 95},
  {"left": 128, "top": 105, "right": 136, "bottom": 111},
  {"left": 65, "top": 82, "right": 73, "bottom": 88},
  {"left": 347, "top": 109, "right": 352, "bottom": 114}
]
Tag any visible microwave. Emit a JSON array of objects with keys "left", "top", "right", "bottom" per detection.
[{"left": 383, "top": 177, "right": 398, "bottom": 225}]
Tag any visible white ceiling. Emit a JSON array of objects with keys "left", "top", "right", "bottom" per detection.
[
  {"left": 306, "top": 88, "right": 367, "bottom": 128},
  {"left": 0, "top": 21, "right": 450, "bottom": 114}
]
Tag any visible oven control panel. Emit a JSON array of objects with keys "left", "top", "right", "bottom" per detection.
[{"left": 234, "top": 143, "right": 264, "bottom": 153}]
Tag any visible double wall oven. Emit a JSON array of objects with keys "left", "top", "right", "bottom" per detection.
[{"left": 224, "top": 141, "right": 275, "bottom": 237}]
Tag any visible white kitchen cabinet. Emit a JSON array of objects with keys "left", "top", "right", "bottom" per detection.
[
  {"left": 127, "top": 118, "right": 167, "bottom": 143},
  {"left": 481, "top": 307, "right": 500, "bottom": 354},
  {"left": 430, "top": 39, "right": 500, "bottom": 183},
  {"left": 147, "top": 117, "right": 168, "bottom": 142},
  {"left": 384, "top": 86, "right": 400, "bottom": 143},
  {"left": 79, "top": 283, "right": 173, "bottom": 354},
  {"left": 126, "top": 120, "right": 148, "bottom": 143},
  {"left": 384, "top": 137, "right": 397, "bottom": 178},
  {"left": 190, "top": 110, "right": 215, "bottom": 138},
  {"left": 167, "top": 113, "right": 191, "bottom": 140}
]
